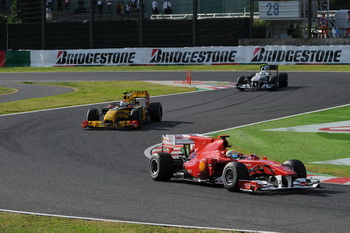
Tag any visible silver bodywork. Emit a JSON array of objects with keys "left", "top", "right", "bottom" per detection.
[{"left": 236, "top": 65, "right": 284, "bottom": 91}]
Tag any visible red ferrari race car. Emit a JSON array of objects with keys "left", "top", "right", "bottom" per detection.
[{"left": 148, "top": 134, "right": 320, "bottom": 192}]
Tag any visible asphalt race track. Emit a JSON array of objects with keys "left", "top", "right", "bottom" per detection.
[{"left": 0, "top": 71, "right": 349, "bottom": 233}]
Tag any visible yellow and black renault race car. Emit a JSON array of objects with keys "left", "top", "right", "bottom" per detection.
[{"left": 81, "top": 91, "right": 162, "bottom": 129}]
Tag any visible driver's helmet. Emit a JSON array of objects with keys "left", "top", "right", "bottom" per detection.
[
  {"left": 119, "top": 101, "right": 128, "bottom": 107},
  {"left": 226, "top": 150, "right": 239, "bottom": 159},
  {"left": 259, "top": 71, "right": 267, "bottom": 76}
]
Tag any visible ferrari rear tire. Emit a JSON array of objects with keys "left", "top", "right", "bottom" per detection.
[
  {"left": 130, "top": 108, "right": 142, "bottom": 128},
  {"left": 223, "top": 162, "right": 250, "bottom": 192},
  {"left": 149, "top": 153, "right": 174, "bottom": 181},
  {"left": 278, "top": 73, "right": 289, "bottom": 87},
  {"left": 283, "top": 159, "right": 307, "bottom": 179},
  {"left": 149, "top": 102, "right": 163, "bottom": 122},
  {"left": 87, "top": 108, "right": 99, "bottom": 121}
]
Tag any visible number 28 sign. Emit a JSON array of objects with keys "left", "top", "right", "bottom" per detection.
[{"left": 259, "top": 1, "right": 300, "bottom": 19}]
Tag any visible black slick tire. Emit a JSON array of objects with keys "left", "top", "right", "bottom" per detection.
[
  {"left": 283, "top": 159, "right": 307, "bottom": 179},
  {"left": 130, "top": 108, "right": 142, "bottom": 128},
  {"left": 149, "top": 102, "right": 163, "bottom": 122},
  {"left": 223, "top": 162, "right": 250, "bottom": 192},
  {"left": 269, "top": 75, "right": 280, "bottom": 91},
  {"left": 278, "top": 73, "right": 288, "bottom": 87},
  {"left": 87, "top": 108, "right": 99, "bottom": 121},
  {"left": 236, "top": 76, "right": 246, "bottom": 91},
  {"left": 149, "top": 152, "right": 174, "bottom": 181}
]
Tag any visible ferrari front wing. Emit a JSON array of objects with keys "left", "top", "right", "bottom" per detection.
[{"left": 214, "top": 175, "right": 320, "bottom": 192}]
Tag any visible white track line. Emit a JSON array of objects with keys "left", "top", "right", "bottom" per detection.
[
  {"left": 0, "top": 89, "right": 208, "bottom": 117},
  {"left": 144, "top": 103, "right": 350, "bottom": 158},
  {"left": 2, "top": 91, "right": 349, "bottom": 232},
  {"left": 205, "top": 103, "right": 350, "bottom": 135},
  {"left": 0, "top": 209, "right": 276, "bottom": 233}
]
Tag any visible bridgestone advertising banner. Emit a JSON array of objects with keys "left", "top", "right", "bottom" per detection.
[{"left": 30, "top": 45, "right": 350, "bottom": 67}]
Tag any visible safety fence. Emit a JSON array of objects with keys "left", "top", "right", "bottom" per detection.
[
  {"left": 0, "top": 18, "right": 250, "bottom": 50},
  {"left": 1, "top": 45, "right": 349, "bottom": 67}
]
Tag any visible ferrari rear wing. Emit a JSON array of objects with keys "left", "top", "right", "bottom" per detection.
[{"left": 162, "top": 134, "right": 200, "bottom": 148}]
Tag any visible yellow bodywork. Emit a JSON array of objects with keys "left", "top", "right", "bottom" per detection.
[
  {"left": 104, "top": 108, "right": 129, "bottom": 122},
  {"left": 85, "top": 107, "right": 142, "bottom": 128},
  {"left": 84, "top": 120, "right": 136, "bottom": 128},
  {"left": 122, "top": 91, "right": 150, "bottom": 107},
  {"left": 82, "top": 91, "right": 153, "bottom": 128}
]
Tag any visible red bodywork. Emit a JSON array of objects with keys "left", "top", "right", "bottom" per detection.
[
  {"left": 174, "top": 135, "right": 296, "bottom": 179},
  {"left": 149, "top": 134, "right": 321, "bottom": 192}
]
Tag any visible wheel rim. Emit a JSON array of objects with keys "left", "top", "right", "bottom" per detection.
[
  {"left": 150, "top": 159, "right": 159, "bottom": 176},
  {"left": 224, "top": 169, "right": 234, "bottom": 185}
]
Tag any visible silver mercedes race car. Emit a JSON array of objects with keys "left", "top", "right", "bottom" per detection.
[{"left": 236, "top": 65, "right": 288, "bottom": 91}]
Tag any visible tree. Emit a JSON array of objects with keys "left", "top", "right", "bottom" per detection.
[{"left": 7, "top": 0, "right": 23, "bottom": 24}]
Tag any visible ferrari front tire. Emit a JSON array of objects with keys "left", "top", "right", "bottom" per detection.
[
  {"left": 223, "top": 162, "right": 250, "bottom": 192},
  {"left": 149, "top": 153, "right": 174, "bottom": 181},
  {"left": 283, "top": 160, "right": 307, "bottom": 179}
]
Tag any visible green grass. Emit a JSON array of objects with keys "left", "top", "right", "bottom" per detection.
[
  {"left": 0, "top": 65, "right": 349, "bottom": 231},
  {"left": 0, "top": 81, "right": 195, "bottom": 115},
  {"left": 1, "top": 64, "right": 350, "bottom": 72},
  {"left": 0, "top": 73, "right": 233, "bottom": 233},
  {"left": 0, "top": 212, "right": 241, "bottom": 233},
  {"left": 0, "top": 86, "right": 16, "bottom": 95},
  {"left": 213, "top": 105, "right": 350, "bottom": 178}
]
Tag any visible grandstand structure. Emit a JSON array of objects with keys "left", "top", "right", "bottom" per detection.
[
  {"left": 0, "top": 0, "right": 349, "bottom": 50},
  {"left": 0, "top": 0, "right": 252, "bottom": 50}
]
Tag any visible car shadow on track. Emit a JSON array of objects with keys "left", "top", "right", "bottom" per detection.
[
  {"left": 169, "top": 180, "right": 343, "bottom": 197},
  {"left": 235, "top": 86, "right": 306, "bottom": 92},
  {"left": 140, "top": 120, "right": 194, "bottom": 131},
  {"left": 281, "top": 86, "right": 309, "bottom": 91},
  {"left": 82, "top": 120, "right": 193, "bottom": 131},
  {"left": 248, "top": 186, "right": 343, "bottom": 197}
]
